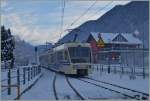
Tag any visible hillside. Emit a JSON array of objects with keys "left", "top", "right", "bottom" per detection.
[
  {"left": 13, "top": 36, "right": 35, "bottom": 66},
  {"left": 58, "top": 1, "right": 149, "bottom": 48}
]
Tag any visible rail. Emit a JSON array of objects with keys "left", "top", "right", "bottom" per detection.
[
  {"left": 66, "top": 76, "right": 86, "bottom": 100},
  {"left": 85, "top": 77, "right": 149, "bottom": 99},
  {"left": 76, "top": 78, "right": 139, "bottom": 100},
  {"left": 53, "top": 74, "right": 58, "bottom": 100}
]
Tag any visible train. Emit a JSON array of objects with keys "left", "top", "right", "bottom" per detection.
[{"left": 39, "top": 42, "right": 93, "bottom": 76}]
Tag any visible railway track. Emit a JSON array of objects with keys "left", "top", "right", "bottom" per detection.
[
  {"left": 85, "top": 77, "right": 149, "bottom": 100},
  {"left": 52, "top": 74, "right": 58, "bottom": 100},
  {"left": 75, "top": 77, "right": 149, "bottom": 100},
  {"left": 65, "top": 76, "right": 86, "bottom": 100},
  {"left": 52, "top": 72, "right": 86, "bottom": 100},
  {"left": 47, "top": 67, "right": 149, "bottom": 100}
]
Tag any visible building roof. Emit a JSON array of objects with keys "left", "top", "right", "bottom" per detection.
[
  {"left": 57, "top": 29, "right": 90, "bottom": 45},
  {"left": 90, "top": 32, "right": 142, "bottom": 44}
]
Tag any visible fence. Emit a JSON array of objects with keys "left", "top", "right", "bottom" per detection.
[
  {"left": 93, "top": 49, "right": 149, "bottom": 79},
  {"left": 1, "top": 65, "right": 41, "bottom": 99}
]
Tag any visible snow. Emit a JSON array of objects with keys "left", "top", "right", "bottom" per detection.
[
  {"left": 20, "top": 70, "right": 82, "bottom": 100},
  {"left": 69, "top": 77, "right": 125, "bottom": 99},
  {"left": 89, "top": 66, "right": 149, "bottom": 94},
  {"left": 1, "top": 66, "right": 149, "bottom": 100},
  {"left": 1, "top": 66, "right": 42, "bottom": 100},
  {"left": 122, "top": 33, "right": 142, "bottom": 44},
  {"left": 91, "top": 32, "right": 117, "bottom": 43},
  {"left": 20, "top": 69, "right": 55, "bottom": 100},
  {"left": 91, "top": 32, "right": 142, "bottom": 44},
  {"left": 55, "top": 74, "right": 81, "bottom": 100},
  {"left": 1, "top": 36, "right": 14, "bottom": 43}
]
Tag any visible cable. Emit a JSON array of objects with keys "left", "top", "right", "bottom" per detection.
[
  {"left": 86, "top": 1, "right": 113, "bottom": 20},
  {"left": 65, "top": 0, "right": 98, "bottom": 31},
  {"left": 54, "top": 1, "right": 113, "bottom": 43}
]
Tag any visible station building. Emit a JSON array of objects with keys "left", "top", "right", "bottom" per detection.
[
  {"left": 86, "top": 32, "right": 142, "bottom": 63},
  {"left": 57, "top": 32, "right": 142, "bottom": 64}
]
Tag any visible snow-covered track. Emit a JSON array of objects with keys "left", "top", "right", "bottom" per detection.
[
  {"left": 44, "top": 67, "right": 148, "bottom": 100},
  {"left": 85, "top": 77, "right": 149, "bottom": 100},
  {"left": 52, "top": 74, "right": 58, "bottom": 100},
  {"left": 76, "top": 78, "right": 141, "bottom": 100},
  {"left": 65, "top": 76, "right": 86, "bottom": 100},
  {"left": 50, "top": 69, "right": 85, "bottom": 100}
]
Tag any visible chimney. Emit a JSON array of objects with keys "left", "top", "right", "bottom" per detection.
[{"left": 133, "top": 30, "right": 140, "bottom": 38}]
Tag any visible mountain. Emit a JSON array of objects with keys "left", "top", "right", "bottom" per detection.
[
  {"left": 58, "top": 1, "right": 149, "bottom": 48},
  {"left": 14, "top": 36, "right": 35, "bottom": 66},
  {"left": 37, "top": 42, "right": 53, "bottom": 55},
  {"left": 14, "top": 36, "right": 53, "bottom": 66}
]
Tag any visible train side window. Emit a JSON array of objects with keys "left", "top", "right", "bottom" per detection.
[
  {"left": 57, "top": 51, "right": 63, "bottom": 61},
  {"left": 48, "top": 54, "right": 51, "bottom": 65},
  {"left": 64, "top": 50, "right": 69, "bottom": 62},
  {"left": 54, "top": 52, "right": 57, "bottom": 63},
  {"left": 51, "top": 53, "right": 55, "bottom": 63},
  {"left": 50, "top": 54, "right": 53, "bottom": 63}
]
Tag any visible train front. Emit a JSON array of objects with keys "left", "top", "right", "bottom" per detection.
[{"left": 68, "top": 44, "right": 92, "bottom": 76}]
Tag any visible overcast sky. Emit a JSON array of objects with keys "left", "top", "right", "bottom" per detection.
[{"left": 1, "top": 0, "right": 131, "bottom": 45}]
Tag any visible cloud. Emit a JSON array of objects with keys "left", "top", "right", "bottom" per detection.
[
  {"left": 1, "top": 0, "right": 7, "bottom": 8},
  {"left": 62, "top": 1, "right": 131, "bottom": 30},
  {"left": 2, "top": 13, "right": 60, "bottom": 45},
  {"left": 1, "top": 0, "right": 131, "bottom": 45}
]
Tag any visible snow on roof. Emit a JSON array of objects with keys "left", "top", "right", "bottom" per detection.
[
  {"left": 121, "top": 33, "right": 142, "bottom": 44},
  {"left": 90, "top": 32, "right": 142, "bottom": 44}
]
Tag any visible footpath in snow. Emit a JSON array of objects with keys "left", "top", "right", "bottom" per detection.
[{"left": 20, "top": 68, "right": 55, "bottom": 100}]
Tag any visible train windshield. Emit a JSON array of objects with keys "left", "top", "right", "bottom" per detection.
[{"left": 68, "top": 47, "right": 91, "bottom": 63}]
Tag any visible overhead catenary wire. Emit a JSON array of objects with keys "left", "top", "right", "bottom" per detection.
[
  {"left": 65, "top": 0, "right": 98, "bottom": 31},
  {"left": 53, "top": 1, "right": 113, "bottom": 43},
  {"left": 86, "top": 1, "right": 113, "bottom": 20}
]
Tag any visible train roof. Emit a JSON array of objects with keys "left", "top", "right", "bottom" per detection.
[{"left": 54, "top": 42, "right": 90, "bottom": 51}]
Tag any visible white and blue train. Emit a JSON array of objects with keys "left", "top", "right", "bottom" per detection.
[{"left": 39, "top": 42, "right": 93, "bottom": 76}]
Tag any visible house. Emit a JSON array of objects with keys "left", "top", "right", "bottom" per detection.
[
  {"left": 87, "top": 32, "right": 142, "bottom": 63},
  {"left": 56, "top": 31, "right": 142, "bottom": 64}
]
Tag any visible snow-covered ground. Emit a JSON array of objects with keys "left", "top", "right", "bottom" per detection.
[
  {"left": 20, "top": 69, "right": 55, "bottom": 100},
  {"left": 69, "top": 77, "right": 125, "bottom": 99},
  {"left": 1, "top": 66, "right": 42, "bottom": 100},
  {"left": 55, "top": 74, "right": 81, "bottom": 100},
  {"left": 1, "top": 66, "right": 149, "bottom": 100},
  {"left": 89, "top": 67, "right": 149, "bottom": 94}
]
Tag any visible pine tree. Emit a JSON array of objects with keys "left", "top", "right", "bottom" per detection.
[{"left": 1, "top": 26, "right": 15, "bottom": 68}]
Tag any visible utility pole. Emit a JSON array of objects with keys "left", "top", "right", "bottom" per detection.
[
  {"left": 142, "top": 33, "right": 145, "bottom": 79},
  {"left": 34, "top": 47, "right": 38, "bottom": 65}
]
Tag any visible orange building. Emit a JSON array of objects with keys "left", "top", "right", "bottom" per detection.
[{"left": 87, "top": 32, "right": 142, "bottom": 63}]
